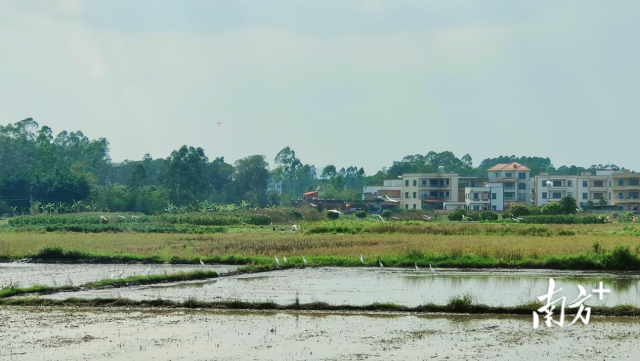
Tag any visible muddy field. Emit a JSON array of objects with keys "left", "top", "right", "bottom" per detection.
[
  {"left": 40, "top": 266, "right": 640, "bottom": 307},
  {"left": 1, "top": 307, "right": 638, "bottom": 361}
]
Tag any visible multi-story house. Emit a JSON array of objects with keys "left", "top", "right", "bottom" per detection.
[
  {"left": 464, "top": 182, "right": 504, "bottom": 211},
  {"left": 613, "top": 170, "right": 640, "bottom": 211},
  {"left": 532, "top": 171, "right": 614, "bottom": 208},
  {"left": 487, "top": 162, "right": 531, "bottom": 205},
  {"left": 401, "top": 171, "right": 459, "bottom": 210}
]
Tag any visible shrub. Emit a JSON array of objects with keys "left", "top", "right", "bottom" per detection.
[
  {"left": 559, "top": 196, "right": 577, "bottom": 215},
  {"left": 289, "top": 209, "right": 303, "bottom": 220},
  {"left": 381, "top": 210, "right": 393, "bottom": 219},
  {"left": 355, "top": 210, "right": 367, "bottom": 219},
  {"left": 480, "top": 211, "right": 498, "bottom": 221},
  {"left": 542, "top": 202, "right": 563, "bottom": 215},
  {"left": 510, "top": 204, "right": 530, "bottom": 217},
  {"left": 501, "top": 211, "right": 513, "bottom": 220},
  {"left": 528, "top": 206, "right": 542, "bottom": 215},
  {"left": 520, "top": 215, "right": 605, "bottom": 224},
  {"left": 448, "top": 208, "right": 467, "bottom": 221},
  {"left": 326, "top": 211, "right": 340, "bottom": 220}
]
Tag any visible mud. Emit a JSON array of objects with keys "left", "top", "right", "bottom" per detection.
[{"left": 0, "top": 307, "right": 638, "bottom": 360}]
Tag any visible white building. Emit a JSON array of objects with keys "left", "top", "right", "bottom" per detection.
[
  {"left": 487, "top": 162, "right": 531, "bottom": 205},
  {"left": 532, "top": 171, "right": 614, "bottom": 208},
  {"left": 401, "top": 172, "right": 459, "bottom": 210},
  {"left": 464, "top": 182, "right": 504, "bottom": 211}
]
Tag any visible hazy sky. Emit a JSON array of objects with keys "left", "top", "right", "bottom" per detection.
[{"left": 1, "top": 0, "right": 638, "bottom": 173}]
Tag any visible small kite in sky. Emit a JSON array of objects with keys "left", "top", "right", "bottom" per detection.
[{"left": 216, "top": 122, "right": 222, "bottom": 127}]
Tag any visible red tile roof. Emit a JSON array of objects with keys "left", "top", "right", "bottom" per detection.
[{"left": 488, "top": 162, "right": 530, "bottom": 171}]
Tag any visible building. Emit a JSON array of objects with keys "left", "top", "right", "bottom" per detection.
[
  {"left": 487, "top": 162, "right": 531, "bottom": 205},
  {"left": 612, "top": 170, "right": 640, "bottom": 212},
  {"left": 401, "top": 172, "right": 459, "bottom": 210},
  {"left": 362, "top": 179, "right": 402, "bottom": 213},
  {"left": 532, "top": 171, "right": 614, "bottom": 208},
  {"left": 464, "top": 182, "right": 504, "bottom": 211}
]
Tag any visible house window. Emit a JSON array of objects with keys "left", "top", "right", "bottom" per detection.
[
  {"left": 541, "top": 180, "right": 547, "bottom": 187},
  {"left": 421, "top": 192, "right": 427, "bottom": 198},
  {"left": 619, "top": 192, "right": 624, "bottom": 199},
  {"left": 593, "top": 193, "right": 603, "bottom": 200},
  {"left": 542, "top": 192, "right": 547, "bottom": 199},
  {"left": 473, "top": 205, "right": 480, "bottom": 211},
  {"left": 552, "top": 192, "right": 561, "bottom": 199},
  {"left": 473, "top": 193, "right": 479, "bottom": 199},
  {"left": 405, "top": 180, "right": 409, "bottom": 186},
  {"left": 445, "top": 191, "right": 450, "bottom": 197},
  {"left": 492, "top": 193, "right": 497, "bottom": 199},
  {"left": 582, "top": 180, "right": 588, "bottom": 187},
  {"left": 491, "top": 205, "right": 497, "bottom": 211},
  {"left": 619, "top": 180, "right": 624, "bottom": 186},
  {"left": 405, "top": 204, "right": 408, "bottom": 210},
  {"left": 413, "top": 192, "right": 417, "bottom": 199},
  {"left": 421, "top": 180, "right": 426, "bottom": 186},
  {"left": 505, "top": 172, "right": 512, "bottom": 178},
  {"left": 430, "top": 179, "right": 438, "bottom": 187},
  {"left": 568, "top": 180, "right": 573, "bottom": 187},
  {"left": 582, "top": 193, "right": 588, "bottom": 200},
  {"left": 593, "top": 180, "right": 604, "bottom": 187},
  {"left": 412, "top": 204, "right": 416, "bottom": 210},
  {"left": 630, "top": 192, "right": 639, "bottom": 199},
  {"left": 630, "top": 179, "right": 640, "bottom": 186},
  {"left": 413, "top": 180, "right": 417, "bottom": 187},
  {"left": 552, "top": 180, "right": 561, "bottom": 187},
  {"left": 618, "top": 206, "right": 624, "bottom": 211},
  {"left": 519, "top": 173, "right": 526, "bottom": 179},
  {"left": 518, "top": 183, "right": 526, "bottom": 190},
  {"left": 405, "top": 192, "right": 409, "bottom": 198}
]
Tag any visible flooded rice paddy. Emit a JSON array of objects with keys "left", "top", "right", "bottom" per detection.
[
  {"left": 0, "top": 262, "right": 239, "bottom": 288},
  {"left": 1, "top": 307, "right": 638, "bottom": 361},
  {"left": 41, "top": 267, "right": 640, "bottom": 307}
]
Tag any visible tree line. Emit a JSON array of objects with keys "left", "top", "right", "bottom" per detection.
[{"left": 0, "top": 119, "right": 630, "bottom": 215}]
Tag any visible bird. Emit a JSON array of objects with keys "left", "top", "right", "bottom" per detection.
[
  {"left": 429, "top": 264, "right": 436, "bottom": 274},
  {"left": 145, "top": 267, "right": 151, "bottom": 276},
  {"left": 462, "top": 214, "right": 467, "bottom": 220},
  {"left": 118, "top": 269, "right": 125, "bottom": 278},
  {"left": 51, "top": 277, "right": 57, "bottom": 287},
  {"left": 379, "top": 259, "right": 384, "bottom": 268},
  {"left": 66, "top": 275, "right": 73, "bottom": 286},
  {"left": 131, "top": 215, "right": 139, "bottom": 222},
  {"left": 302, "top": 256, "right": 307, "bottom": 265},
  {"left": 110, "top": 273, "right": 117, "bottom": 280},
  {"left": 274, "top": 255, "right": 280, "bottom": 266},
  {"left": 291, "top": 225, "right": 297, "bottom": 231},
  {"left": 576, "top": 208, "right": 580, "bottom": 212},
  {"left": 360, "top": 254, "right": 365, "bottom": 264},
  {"left": 378, "top": 214, "right": 386, "bottom": 222},
  {"left": 200, "top": 259, "right": 205, "bottom": 266},
  {"left": 415, "top": 262, "right": 420, "bottom": 271},
  {"left": 283, "top": 256, "right": 288, "bottom": 264},
  {"left": 392, "top": 216, "right": 400, "bottom": 220},
  {"left": 327, "top": 209, "right": 344, "bottom": 215},
  {"left": 118, "top": 215, "right": 126, "bottom": 220}
]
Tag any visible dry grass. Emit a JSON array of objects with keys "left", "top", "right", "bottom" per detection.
[{"left": 0, "top": 225, "right": 638, "bottom": 261}]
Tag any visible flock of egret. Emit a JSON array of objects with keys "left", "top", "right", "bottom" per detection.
[{"left": 272, "top": 253, "right": 438, "bottom": 274}]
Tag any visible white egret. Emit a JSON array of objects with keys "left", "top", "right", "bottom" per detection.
[
  {"left": 51, "top": 277, "right": 57, "bottom": 287},
  {"left": 66, "top": 275, "right": 73, "bottom": 286},
  {"left": 327, "top": 209, "right": 344, "bottom": 215},
  {"left": 302, "top": 256, "right": 307, "bottom": 265},
  {"left": 291, "top": 225, "right": 297, "bottom": 231},
  {"left": 283, "top": 256, "right": 288, "bottom": 264},
  {"left": 360, "top": 254, "right": 364, "bottom": 264},
  {"left": 200, "top": 259, "right": 205, "bottom": 266},
  {"left": 429, "top": 264, "right": 436, "bottom": 274},
  {"left": 415, "top": 262, "right": 420, "bottom": 271},
  {"left": 110, "top": 273, "right": 117, "bottom": 280},
  {"left": 379, "top": 259, "right": 384, "bottom": 268},
  {"left": 377, "top": 214, "right": 386, "bottom": 222},
  {"left": 274, "top": 255, "right": 280, "bottom": 266},
  {"left": 145, "top": 267, "right": 151, "bottom": 276}
]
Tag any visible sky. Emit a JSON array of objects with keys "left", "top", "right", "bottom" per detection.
[{"left": 1, "top": 0, "right": 639, "bottom": 174}]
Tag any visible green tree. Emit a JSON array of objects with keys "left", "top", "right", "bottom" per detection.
[
  {"left": 559, "top": 196, "right": 577, "bottom": 215},
  {"left": 598, "top": 196, "right": 607, "bottom": 206},
  {"left": 233, "top": 155, "right": 269, "bottom": 206},
  {"left": 163, "top": 145, "right": 209, "bottom": 205}
]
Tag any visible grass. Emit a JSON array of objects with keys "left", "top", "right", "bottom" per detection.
[{"left": 3, "top": 296, "right": 640, "bottom": 317}]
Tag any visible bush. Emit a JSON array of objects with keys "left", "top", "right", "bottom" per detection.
[
  {"left": 355, "top": 210, "right": 367, "bottom": 219},
  {"left": 520, "top": 215, "right": 606, "bottom": 224},
  {"left": 559, "top": 196, "right": 577, "bottom": 215},
  {"left": 289, "top": 209, "right": 303, "bottom": 220},
  {"left": 501, "top": 211, "right": 513, "bottom": 220},
  {"left": 381, "top": 209, "right": 393, "bottom": 219},
  {"left": 326, "top": 211, "right": 340, "bottom": 220},
  {"left": 542, "top": 202, "right": 563, "bottom": 215},
  {"left": 480, "top": 211, "right": 498, "bottom": 221},
  {"left": 510, "top": 204, "right": 530, "bottom": 217},
  {"left": 528, "top": 206, "right": 542, "bottom": 215},
  {"left": 448, "top": 208, "right": 467, "bottom": 221}
]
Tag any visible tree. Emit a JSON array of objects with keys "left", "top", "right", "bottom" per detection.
[
  {"left": 233, "top": 155, "right": 269, "bottom": 206},
  {"left": 580, "top": 200, "right": 595, "bottom": 211},
  {"left": 542, "top": 202, "right": 563, "bottom": 215},
  {"left": 510, "top": 204, "right": 530, "bottom": 217},
  {"left": 598, "top": 196, "right": 607, "bottom": 206},
  {"left": 559, "top": 196, "right": 577, "bottom": 215},
  {"left": 163, "top": 145, "right": 209, "bottom": 205}
]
